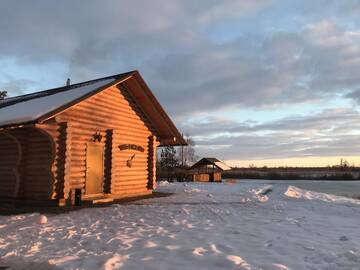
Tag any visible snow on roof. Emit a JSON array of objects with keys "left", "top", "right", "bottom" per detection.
[
  {"left": 190, "top": 157, "right": 232, "bottom": 171},
  {"left": 214, "top": 161, "right": 232, "bottom": 171},
  {"left": 0, "top": 78, "right": 115, "bottom": 127}
]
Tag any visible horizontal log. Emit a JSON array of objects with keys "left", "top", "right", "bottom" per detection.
[
  {"left": 70, "top": 127, "right": 150, "bottom": 138},
  {"left": 112, "top": 178, "right": 148, "bottom": 185},
  {"left": 58, "top": 115, "right": 150, "bottom": 133},
  {"left": 26, "top": 146, "right": 52, "bottom": 152},
  {"left": 69, "top": 145, "right": 87, "bottom": 152},
  {"left": 83, "top": 92, "right": 150, "bottom": 117},
  {"left": 112, "top": 139, "right": 149, "bottom": 145},
  {"left": 0, "top": 161, "right": 19, "bottom": 166},
  {"left": 70, "top": 149, "right": 86, "bottom": 156},
  {"left": 69, "top": 160, "right": 85, "bottom": 167},
  {"left": 22, "top": 182, "right": 50, "bottom": 189},
  {"left": 0, "top": 145, "right": 19, "bottom": 151},
  {"left": 80, "top": 92, "right": 134, "bottom": 108},
  {"left": 113, "top": 156, "right": 149, "bottom": 161},
  {"left": 25, "top": 167, "right": 52, "bottom": 173},
  {"left": 113, "top": 172, "right": 148, "bottom": 178},
  {"left": 74, "top": 102, "right": 147, "bottom": 122},
  {"left": 68, "top": 177, "right": 85, "bottom": 183},
  {"left": 113, "top": 157, "right": 149, "bottom": 162},
  {"left": 0, "top": 172, "right": 17, "bottom": 177},
  {"left": 60, "top": 111, "right": 149, "bottom": 128},
  {"left": 70, "top": 156, "right": 86, "bottom": 162},
  {"left": 69, "top": 172, "right": 86, "bottom": 178},
  {"left": 68, "top": 181, "right": 85, "bottom": 187},
  {"left": 112, "top": 188, "right": 150, "bottom": 195},
  {"left": 112, "top": 167, "right": 149, "bottom": 172},
  {"left": 114, "top": 186, "right": 148, "bottom": 192},
  {"left": 114, "top": 179, "right": 148, "bottom": 185},
  {"left": 69, "top": 167, "right": 86, "bottom": 174}
]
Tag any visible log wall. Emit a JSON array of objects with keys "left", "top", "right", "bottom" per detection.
[
  {"left": 193, "top": 172, "right": 222, "bottom": 182},
  {"left": 0, "top": 132, "right": 21, "bottom": 199},
  {"left": 41, "top": 83, "right": 157, "bottom": 199},
  {"left": 8, "top": 128, "right": 55, "bottom": 200},
  {"left": 0, "top": 128, "right": 55, "bottom": 201}
]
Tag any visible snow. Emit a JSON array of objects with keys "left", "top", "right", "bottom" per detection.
[
  {"left": 214, "top": 161, "right": 231, "bottom": 171},
  {"left": 1, "top": 181, "right": 360, "bottom": 269},
  {"left": 285, "top": 185, "right": 360, "bottom": 205},
  {"left": 0, "top": 79, "right": 115, "bottom": 127}
]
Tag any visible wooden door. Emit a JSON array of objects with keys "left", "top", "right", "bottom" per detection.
[{"left": 86, "top": 143, "right": 104, "bottom": 195}]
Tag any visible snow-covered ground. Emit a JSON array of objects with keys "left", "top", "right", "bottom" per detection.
[{"left": 1, "top": 181, "right": 360, "bottom": 270}]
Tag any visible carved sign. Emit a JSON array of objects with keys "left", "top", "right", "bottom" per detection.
[{"left": 119, "top": 144, "right": 145, "bottom": 152}]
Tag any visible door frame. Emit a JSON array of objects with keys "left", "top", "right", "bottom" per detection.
[{"left": 85, "top": 142, "right": 104, "bottom": 196}]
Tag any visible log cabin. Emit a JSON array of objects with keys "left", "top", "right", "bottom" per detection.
[
  {"left": 189, "top": 157, "right": 231, "bottom": 182},
  {"left": 0, "top": 70, "right": 186, "bottom": 206}
]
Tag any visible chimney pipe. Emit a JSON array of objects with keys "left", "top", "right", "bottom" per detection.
[{"left": 66, "top": 78, "right": 71, "bottom": 86}]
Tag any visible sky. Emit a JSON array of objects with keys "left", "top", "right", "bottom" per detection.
[{"left": 1, "top": 0, "right": 360, "bottom": 167}]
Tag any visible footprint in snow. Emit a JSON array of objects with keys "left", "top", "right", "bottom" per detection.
[
  {"left": 209, "top": 244, "right": 222, "bottom": 254},
  {"left": 226, "top": 255, "right": 251, "bottom": 269},
  {"left": 103, "top": 254, "right": 129, "bottom": 269},
  {"left": 272, "top": 264, "right": 289, "bottom": 270},
  {"left": 193, "top": 247, "right": 207, "bottom": 256},
  {"left": 144, "top": 240, "right": 157, "bottom": 248}
]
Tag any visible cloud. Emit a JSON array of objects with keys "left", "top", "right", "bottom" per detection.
[
  {"left": 152, "top": 19, "right": 360, "bottom": 117},
  {"left": 1, "top": 1, "right": 360, "bottom": 163},
  {"left": 346, "top": 89, "right": 360, "bottom": 104},
  {"left": 1, "top": 2, "right": 359, "bottom": 115},
  {"left": 0, "top": 79, "right": 36, "bottom": 96},
  {"left": 197, "top": 0, "right": 274, "bottom": 24},
  {"left": 186, "top": 108, "right": 360, "bottom": 160}
]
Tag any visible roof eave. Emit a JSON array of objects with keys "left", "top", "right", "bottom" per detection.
[{"left": 0, "top": 121, "right": 37, "bottom": 130}]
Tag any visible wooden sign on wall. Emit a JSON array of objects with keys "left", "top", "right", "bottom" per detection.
[{"left": 118, "top": 144, "right": 145, "bottom": 152}]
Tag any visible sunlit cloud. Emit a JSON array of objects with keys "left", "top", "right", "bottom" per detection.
[{"left": 1, "top": 0, "right": 360, "bottom": 166}]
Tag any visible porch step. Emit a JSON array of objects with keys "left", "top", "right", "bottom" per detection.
[{"left": 91, "top": 197, "right": 114, "bottom": 204}]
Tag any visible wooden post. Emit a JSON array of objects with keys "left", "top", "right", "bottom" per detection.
[
  {"left": 147, "top": 135, "right": 158, "bottom": 190},
  {"left": 104, "top": 129, "right": 113, "bottom": 194},
  {"left": 153, "top": 137, "right": 158, "bottom": 189}
]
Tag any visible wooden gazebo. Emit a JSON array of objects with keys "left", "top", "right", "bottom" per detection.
[{"left": 189, "top": 157, "right": 231, "bottom": 182}]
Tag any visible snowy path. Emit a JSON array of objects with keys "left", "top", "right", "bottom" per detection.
[{"left": 1, "top": 182, "right": 360, "bottom": 269}]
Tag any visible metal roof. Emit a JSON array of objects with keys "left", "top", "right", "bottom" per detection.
[{"left": 0, "top": 71, "right": 186, "bottom": 146}]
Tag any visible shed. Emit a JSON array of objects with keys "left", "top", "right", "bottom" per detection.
[
  {"left": 189, "top": 157, "right": 231, "bottom": 182},
  {"left": 0, "top": 70, "right": 186, "bottom": 206}
]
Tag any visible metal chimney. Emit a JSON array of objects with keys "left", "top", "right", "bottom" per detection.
[{"left": 66, "top": 78, "right": 71, "bottom": 86}]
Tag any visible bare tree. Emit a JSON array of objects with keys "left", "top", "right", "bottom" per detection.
[{"left": 179, "top": 134, "right": 198, "bottom": 167}]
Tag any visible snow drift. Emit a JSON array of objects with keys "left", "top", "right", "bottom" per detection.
[{"left": 285, "top": 185, "right": 360, "bottom": 205}]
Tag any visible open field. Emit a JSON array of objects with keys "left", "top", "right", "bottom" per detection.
[{"left": 1, "top": 181, "right": 360, "bottom": 269}]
